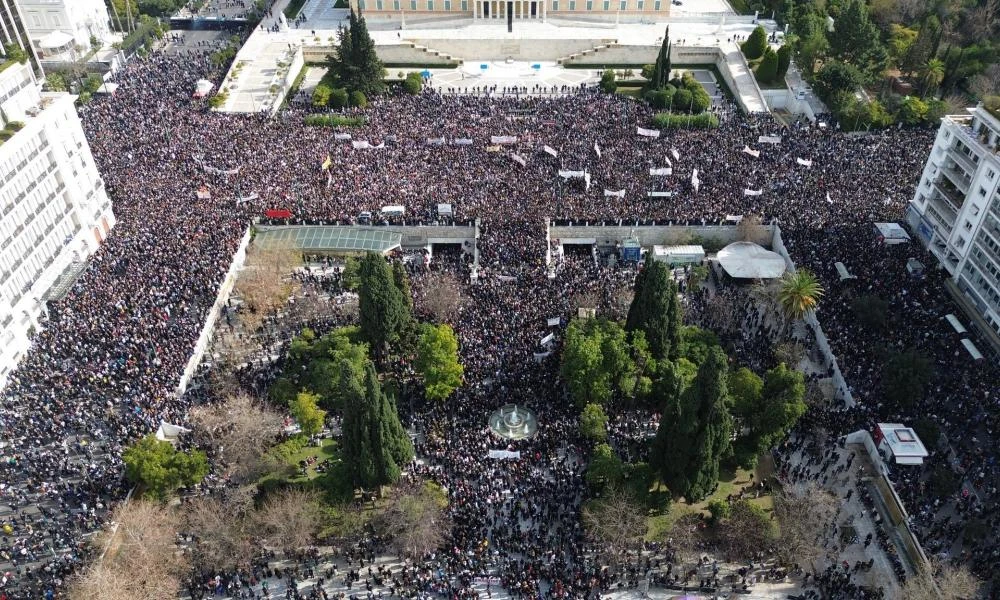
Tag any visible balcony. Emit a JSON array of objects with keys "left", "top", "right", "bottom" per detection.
[
  {"left": 947, "top": 144, "right": 979, "bottom": 174},
  {"left": 941, "top": 165, "right": 972, "bottom": 195},
  {"left": 933, "top": 177, "right": 966, "bottom": 211}
]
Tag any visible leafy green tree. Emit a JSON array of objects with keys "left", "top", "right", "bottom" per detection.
[
  {"left": 328, "top": 11, "right": 385, "bottom": 97},
  {"left": 829, "top": 0, "right": 886, "bottom": 76},
  {"left": 580, "top": 402, "right": 610, "bottom": 441},
  {"left": 312, "top": 84, "right": 332, "bottom": 107},
  {"left": 730, "top": 364, "right": 806, "bottom": 468},
  {"left": 350, "top": 90, "right": 367, "bottom": 107},
  {"left": 123, "top": 434, "right": 209, "bottom": 500},
  {"left": 813, "top": 60, "right": 864, "bottom": 101},
  {"left": 882, "top": 350, "right": 932, "bottom": 408},
  {"left": 403, "top": 72, "right": 422, "bottom": 94},
  {"left": 796, "top": 29, "right": 830, "bottom": 77},
  {"left": 83, "top": 74, "right": 104, "bottom": 94},
  {"left": 648, "top": 26, "right": 671, "bottom": 90},
  {"left": 329, "top": 87, "right": 349, "bottom": 109},
  {"left": 707, "top": 498, "right": 731, "bottom": 524},
  {"left": 626, "top": 257, "right": 681, "bottom": 360},
  {"left": 562, "top": 319, "right": 652, "bottom": 407},
  {"left": 888, "top": 24, "right": 918, "bottom": 68},
  {"left": 600, "top": 69, "right": 618, "bottom": 93},
  {"left": 652, "top": 347, "right": 733, "bottom": 502},
  {"left": 672, "top": 88, "right": 693, "bottom": 112},
  {"left": 681, "top": 72, "right": 711, "bottom": 113},
  {"left": 641, "top": 63, "right": 655, "bottom": 81},
  {"left": 290, "top": 391, "right": 327, "bottom": 436},
  {"left": 741, "top": 26, "right": 768, "bottom": 60},
  {"left": 586, "top": 443, "right": 624, "bottom": 490},
  {"left": 851, "top": 295, "right": 889, "bottom": 332},
  {"left": 279, "top": 327, "right": 369, "bottom": 411},
  {"left": 392, "top": 261, "right": 413, "bottom": 308},
  {"left": 898, "top": 96, "right": 929, "bottom": 124},
  {"left": 757, "top": 47, "right": 779, "bottom": 83},
  {"left": 777, "top": 269, "right": 824, "bottom": 325},
  {"left": 341, "top": 361, "right": 413, "bottom": 490},
  {"left": 775, "top": 44, "right": 792, "bottom": 79},
  {"left": 3, "top": 43, "right": 27, "bottom": 64},
  {"left": 919, "top": 58, "right": 945, "bottom": 97},
  {"left": 415, "top": 323, "right": 464, "bottom": 402},
  {"left": 44, "top": 72, "right": 67, "bottom": 91},
  {"left": 359, "top": 253, "right": 410, "bottom": 359}
]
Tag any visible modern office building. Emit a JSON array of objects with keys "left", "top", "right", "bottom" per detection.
[
  {"left": 14, "top": 0, "right": 111, "bottom": 57},
  {"left": 908, "top": 103, "right": 1000, "bottom": 349},
  {"left": 349, "top": 0, "right": 671, "bottom": 20},
  {"left": 0, "top": 0, "right": 42, "bottom": 78},
  {"left": 0, "top": 58, "right": 115, "bottom": 387}
]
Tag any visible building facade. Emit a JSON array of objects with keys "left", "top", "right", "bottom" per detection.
[
  {"left": 0, "top": 0, "right": 42, "bottom": 78},
  {"left": 350, "top": 0, "right": 672, "bottom": 19},
  {"left": 14, "top": 0, "right": 111, "bottom": 56},
  {"left": 908, "top": 104, "right": 1000, "bottom": 345},
  {"left": 0, "top": 60, "right": 115, "bottom": 387}
]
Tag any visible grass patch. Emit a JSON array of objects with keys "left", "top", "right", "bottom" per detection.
[
  {"left": 616, "top": 86, "right": 643, "bottom": 99},
  {"left": 285, "top": 437, "right": 339, "bottom": 482},
  {"left": 727, "top": 0, "right": 750, "bottom": 14},
  {"left": 284, "top": 0, "right": 308, "bottom": 19},
  {"left": 304, "top": 114, "right": 367, "bottom": 127}
]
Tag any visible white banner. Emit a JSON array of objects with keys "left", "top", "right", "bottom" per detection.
[
  {"left": 758, "top": 135, "right": 782, "bottom": 144},
  {"left": 334, "top": 133, "right": 353, "bottom": 141},
  {"left": 511, "top": 153, "right": 527, "bottom": 166},
  {"left": 671, "top": 148, "right": 680, "bottom": 161},
  {"left": 604, "top": 189, "right": 626, "bottom": 197},
  {"left": 533, "top": 351, "right": 552, "bottom": 363},
  {"left": 351, "top": 140, "right": 372, "bottom": 149},
  {"left": 584, "top": 171, "right": 591, "bottom": 192},
  {"left": 637, "top": 126, "right": 661, "bottom": 138},
  {"left": 453, "top": 138, "right": 474, "bottom": 145},
  {"left": 543, "top": 145, "right": 559, "bottom": 157},
  {"left": 491, "top": 135, "right": 518, "bottom": 144},
  {"left": 649, "top": 167, "right": 672, "bottom": 176},
  {"left": 546, "top": 316, "right": 561, "bottom": 326},
  {"left": 796, "top": 157, "right": 813, "bottom": 167},
  {"left": 558, "top": 170, "right": 585, "bottom": 179},
  {"left": 235, "top": 192, "right": 259, "bottom": 205},
  {"left": 744, "top": 188, "right": 764, "bottom": 196},
  {"left": 691, "top": 169, "right": 700, "bottom": 193},
  {"left": 647, "top": 191, "right": 674, "bottom": 197},
  {"left": 540, "top": 333, "right": 555, "bottom": 346},
  {"left": 426, "top": 137, "right": 445, "bottom": 145},
  {"left": 826, "top": 192, "right": 833, "bottom": 204},
  {"left": 725, "top": 214, "right": 743, "bottom": 223},
  {"left": 594, "top": 142, "right": 602, "bottom": 158},
  {"left": 488, "top": 450, "right": 522, "bottom": 460},
  {"left": 743, "top": 146, "right": 760, "bottom": 158}
]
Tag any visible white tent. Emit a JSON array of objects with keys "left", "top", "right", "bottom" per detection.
[
  {"left": 717, "top": 242, "right": 786, "bottom": 279},
  {"left": 194, "top": 79, "right": 214, "bottom": 98},
  {"left": 155, "top": 421, "right": 191, "bottom": 443},
  {"left": 39, "top": 30, "right": 74, "bottom": 50},
  {"left": 437, "top": 203, "right": 453, "bottom": 217},
  {"left": 944, "top": 314, "right": 967, "bottom": 334}
]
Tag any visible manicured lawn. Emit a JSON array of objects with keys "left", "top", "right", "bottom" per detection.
[
  {"left": 616, "top": 87, "right": 643, "bottom": 99},
  {"left": 284, "top": 0, "right": 308, "bottom": 19},
  {"left": 287, "top": 437, "right": 339, "bottom": 481}
]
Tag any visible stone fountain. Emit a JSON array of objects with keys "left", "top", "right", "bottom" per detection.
[{"left": 488, "top": 404, "right": 538, "bottom": 440}]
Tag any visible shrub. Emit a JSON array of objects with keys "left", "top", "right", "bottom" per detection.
[
  {"left": 207, "top": 91, "right": 228, "bottom": 109},
  {"left": 303, "top": 114, "right": 367, "bottom": 127},
  {"left": 814, "top": 61, "right": 864, "bottom": 102},
  {"left": 673, "top": 88, "right": 693, "bottom": 111},
  {"left": 898, "top": 96, "right": 929, "bottom": 125},
  {"left": 756, "top": 47, "right": 778, "bottom": 84},
  {"left": 403, "top": 72, "right": 422, "bottom": 95},
  {"left": 5, "top": 121, "right": 24, "bottom": 131},
  {"left": 599, "top": 69, "right": 617, "bottom": 93},
  {"left": 741, "top": 26, "right": 768, "bottom": 60},
  {"left": 349, "top": 90, "right": 367, "bottom": 107},
  {"left": 651, "top": 112, "right": 720, "bottom": 128},
  {"left": 776, "top": 44, "right": 791, "bottom": 79},
  {"left": 3, "top": 42, "right": 27, "bottom": 64},
  {"left": 640, "top": 64, "right": 655, "bottom": 80},
  {"left": 648, "top": 88, "right": 675, "bottom": 110},
  {"left": 708, "top": 499, "right": 731, "bottom": 524},
  {"left": 312, "top": 83, "right": 332, "bottom": 108},
  {"left": 329, "top": 87, "right": 349, "bottom": 109}
]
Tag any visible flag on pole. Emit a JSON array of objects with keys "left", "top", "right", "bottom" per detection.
[
  {"left": 691, "top": 169, "right": 700, "bottom": 193},
  {"left": 321, "top": 154, "right": 332, "bottom": 170}
]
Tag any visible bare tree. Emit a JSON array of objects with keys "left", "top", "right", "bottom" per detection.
[
  {"left": 234, "top": 245, "right": 303, "bottom": 331},
  {"left": 184, "top": 493, "right": 256, "bottom": 571},
  {"left": 773, "top": 341, "right": 807, "bottom": 368},
  {"left": 772, "top": 482, "right": 838, "bottom": 567},
  {"left": 189, "top": 394, "right": 284, "bottom": 483},
  {"left": 379, "top": 480, "right": 451, "bottom": 559},
  {"left": 419, "top": 272, "right": 464, "bottom": 323},
  {"left": 608, "top": 285, "right": 634, "bottom": 321},
  {"left": 901, "top": 558, "right": 981, "bottom": 600},
  {"left": 71, "top": 500, "right": 186, "bottom": 600},
  {"left": 572, "top": 288, "right": 602, "bottom": 314},
  {"left": 582, "top": 487, "right": 647, "bottom": 566},
  {"left": 207, "top": 327, "right": 255, "bottom": 396},
  {"left": 254, "top": 488, "right": 322, "bottom": 554},
  {"left": 968, "top": 64, "right": 1000, "bottom": 99},
  {"left": 718, "top": 500, "right": 777, "bottom": 561},
  {"left": 666, "top": 513, "right": 704, "bottom": 559},
  {"left": 736, "top": 214, "right": 769, "bottom": 245}
]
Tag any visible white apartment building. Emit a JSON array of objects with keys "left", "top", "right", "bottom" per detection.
[
  {"left": 0, "top": 60, "right": 115, "bottom": 386},
  {"left": 15, "top": 0, "right": 111, "bottom": 57},
  {"left": 908, "top": 104, "right": 1000, "bottom": 348}
]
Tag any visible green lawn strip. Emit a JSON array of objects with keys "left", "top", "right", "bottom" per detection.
[{"left": 285, "top": 437, "right": 339, "bottom": 481}]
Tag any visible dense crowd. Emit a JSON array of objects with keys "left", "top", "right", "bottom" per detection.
[{"left": 0, "top": 46, "right": 996, "bottom": 599}]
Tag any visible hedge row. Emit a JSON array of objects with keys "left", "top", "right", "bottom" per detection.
[
  {"left": 304, "top": 114, "right": 367, "bottom": 127},
  {"left": 651, "top": 112, "right": 720, "bottom": 129}
]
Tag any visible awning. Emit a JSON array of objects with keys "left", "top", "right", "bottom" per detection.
[
  {"left": 717, "top": 242, "right": 786, "bottom": 279},
  {"left": 945, "top": 314, "right": 967, "bottom": 334},
  {"left": 39, "top": 30, "right": 74, "bottom": 50},
  {"left": 961, "top": 338, "right": 983, "bottom": 360}
]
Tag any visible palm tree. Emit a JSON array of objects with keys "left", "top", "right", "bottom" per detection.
[
  {"left": 920, "top": 58, "right": 945, "bottom": 98},
  {"left": 777, "top": 269, "right": 825, "bottom": 328}
]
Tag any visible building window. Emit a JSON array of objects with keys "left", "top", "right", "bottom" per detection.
[
  {"left": 603, "top": 0, "right": 609, "bottom": 9},
  {"left": 988, "top": 169, "right": 997, "bottom": 181},
  {"left": 411, "top": 0, "right": 417, "bottom": 9},
  {"left": 567, "top": 0, "right": 573, "bottom": 8},
  {"left": 586, "top": 0, "right": 592, "bottom": 9},
  {"left": 637, "top": 0, "right": 643, "bottom": 8},
  {"left": 428, "top": 0, "right": 433, "bottom": 9},
  {"left": 377, "top": 0, "right": 383, "bottom": 8},
  {"left": 462, "top": 0, "right": 467, "bottom": 9},
  {"left": 394, "top": 0, "right": 400, "bottom": 9},
  {"left": 654, "top": 0, "right": 660, "bottom": 9},
  {"left": 619, "top": 0, "right": 626, "bottom": 7}
]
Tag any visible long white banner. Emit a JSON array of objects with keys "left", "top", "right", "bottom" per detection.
[
  {"left": 334, "top": 133, "right": 353, "bottom": 141},
  {"left": 351, "top": 140, "right": 371, "bottom": 149},
  {"left": 426, "top": 137, "right": 445, "bottom": 145},
  {"left": 558, "top": 170, "right": 585, "bottom": 178},
  {"left": 796, "top": 157, "right": 813, "bottom": 167},
  {"left": 488, "top": 450, "right": 521, "bottom": 460},
  {"left": 453, "top": 138, "right": 474, "bottom": 145},
  {"left": 604, "top": 189, "right": 626, "bottom": 197},
  {"left": 491, "top": 135, "right": 518, "bottom": 144},
  {"left": 649, "top": 167, "right": 672, "bottom": 176},
  {"left": 743, "top": 146, "right": 760, "bottom": 158},
  {"left": 511, "top": 153, "right": 527, "bottom": 166},
  {"left": 744, "top": 188, "right": 763, "bottom": 196},
  {"left": 759, "top": 135, "right": 782, "bottom": 144},
  {"left": 647, "top": 191, "right": 674, "bottom": 197},
  {"left": 637, "top": 126, "right": 661, "bottom": 138},
  {"left": 543, "top": 145, "right": 559, "bottom": 157}
]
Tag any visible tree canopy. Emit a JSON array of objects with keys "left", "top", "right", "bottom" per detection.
[
  {"left": 580, "top": 402, "right": 610, "bottom": 441},
  {"left": 325, "top": 11, "right": 385, "bottom": 98},
  {"left": 561, "top": 318, "right": 654, "bottom": 407},
  {"left": 729, "top": 363, "right": 807, "bottom": 468},
  {"left": 289, "top": 391, "right": 327, "bottom": 437},
  {"left": 359, "top": 253, "right": 411, "bottom": 358},
  {"left": 415, "top": 323, "right": 464, "bottom": 402},
  {"left": 626, "top": 256, "right": 682, "bottom": 360},
  {"left": 123, "top": 434, "right": 209, "bottom": 500}
]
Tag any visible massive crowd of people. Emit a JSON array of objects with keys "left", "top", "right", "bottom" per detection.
[{"left": 0, "top": 45, "right": 996, "bottom": 599}]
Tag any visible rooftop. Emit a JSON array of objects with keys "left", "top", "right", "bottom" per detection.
[{"left": 254, "top": 225, "right": 403, "bottom": 253}]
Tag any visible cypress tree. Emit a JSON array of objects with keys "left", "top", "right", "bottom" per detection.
[
  {"left": 341, "top": 359, "right": 377, "bottom": 488},
  {"left": 625, "top": 256, "right": 681, "bottom": 361},
  {"left": 392, "top": 261, "right": 413, "bottom": 309},
  {"left": 359, "top": 253, "right": 408, "bottom": 359}
]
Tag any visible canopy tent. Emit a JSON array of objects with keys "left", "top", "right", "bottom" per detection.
[
  {"left": 193, "top": 79, "right": 214, "bottom": 98},
  {"left": 39, "top": 30, "right": 74, "bottom": 50},
  {"left": 652, "top": 245, "right": 705, "bottom": 265},
  {"left": 717, "top": 242, "right": 786, "bottom": 279},
  {"left": 945, "top": 314, "right": 967, "bottom": 334},
  {"left": 874, "top": 222, "right": 911, "bottom": 244},
  {"left": 961, "top": 338, "right": 983, "bottom": 360},
  {"left": 835, "top": 261, "right": 856, "bottom": 281},
  {"left": 437, "top": 203, "right": 453, "bottom": 217},
  {"left": 156, "top": 421, "right": 191, "bottom": 443}
]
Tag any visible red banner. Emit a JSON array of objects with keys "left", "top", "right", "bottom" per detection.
[{"left": 264, "top": 209, "right": 292, "bottom": 219}]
